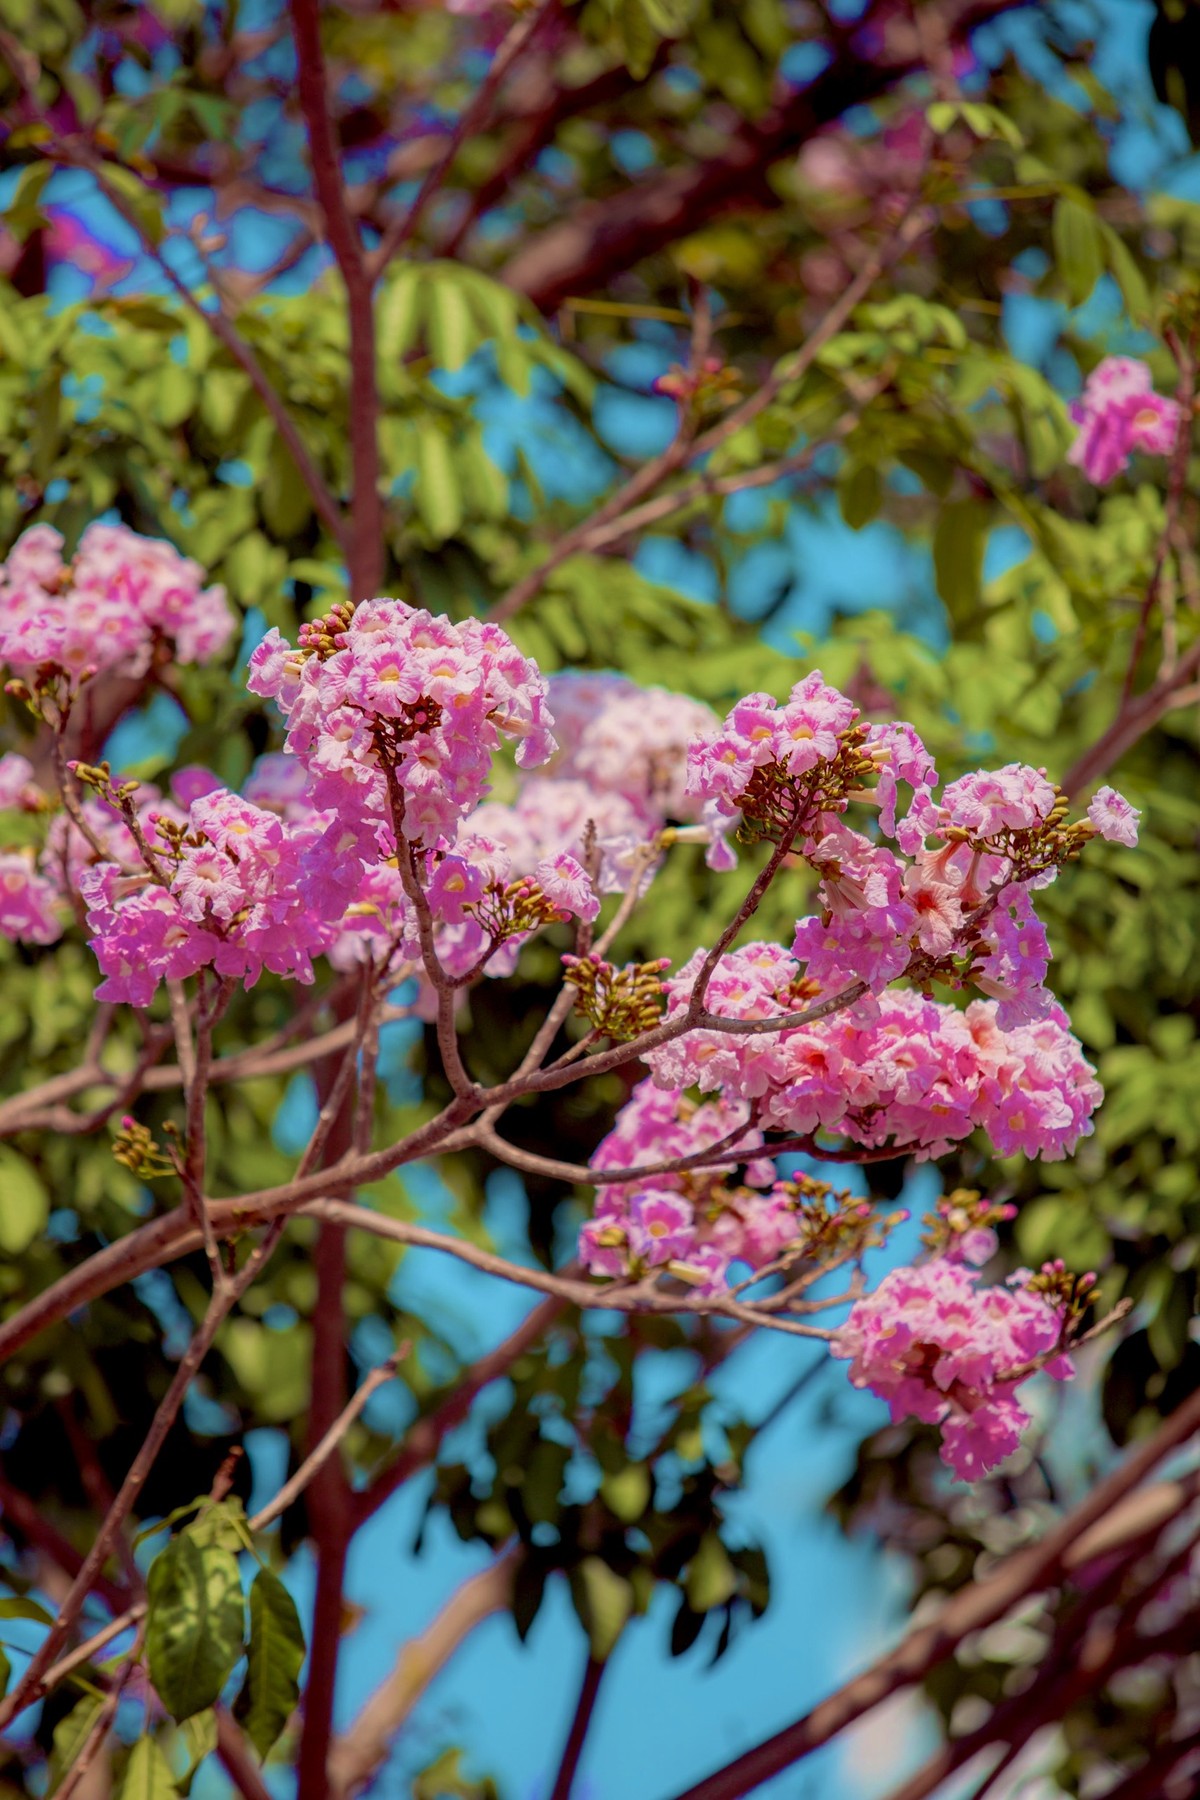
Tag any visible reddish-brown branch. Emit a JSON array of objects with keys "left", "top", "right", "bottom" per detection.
[
  {"left": 668, "top": 1373, "right": 1200, "bottom": 1800},
  {"left": 354, "top": 1293, "right": 567, "bottom": 1526},
  {"left": 288, "top": 0, "right": 382, "bottom": 598},
  {"left": 1061, "top": 636, "right": 1200, "bottom": 799},
  {"left": 216, "top": 1706, "right": 277, "bottom": 1800},
  {"left": 498, "top": 0, "right": 1026, "bottom": 313},
  {"left": 295, "top": 983, "right": 360, "bottom": 1800},
  {"left": 438, "top": 53, "right": 656, "bottom": 260},
  {"left": 0, "top": 1226, "right": 282, "bottom": 1731},
  {"left": 0, "top": 1473, "right": 127, "bottom": 1613},
  {"left": 548, "top": 1653, "right": 607, "bottom": 1800},
  {"left": 327, "top": 1545, "right": 521, "bottom": 1797},
  {"left": 368, "top": 0, "right": 560, "bottom": 280}
]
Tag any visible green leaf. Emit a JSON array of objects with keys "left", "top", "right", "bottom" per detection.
[
  {"left": 1099, "top": 222, "right": 1152, "bottom": 325},
  {"left": 1052, "top": 196, "right": 1104, "bottom": 306},
  {"left": 457, "top": 434, "right": 509, "bottom": 521},
  {"left": 600, "top": 1464, "right": 651, "bottom": 1523},
  {"left": 461, "top": 271, "right": 520, "bottom": 342},
  {"left": 686, "top": 1533, "right": 738, "bottom": 1613},
  {"left": 146, "top": 1536, "right": 246, "bottom": 1721},
  {"left": 933, "top": 500, "right": 989, "bottom": 617},
  {"left": 571, "top": 1556, "right": 633, "bottom": 1661},
  {"left": 0, "top": 1595, "right": 55, "bottom": 1623},
  {"left": 838, "top": 462, "right": 882, "bottom": 531},
  {"left": 377, "top": 266, "right": 425, "bottom": 363},
  {"left": 98, "top": 164, "right": 167, "bottom": 247},
  {"left": 261, "top": 437, "right": 314, "bottom": 539},
  {"left": 415, "top": 425, "right": 463, "bottom": 541},
  {"left": 117, "top": 1737, "right": 180, "bottom": 1800},
  {"left": 154, "top": 364, "right": 196, "bottom": 430},
  {"left": 0, "top": 1644, "right": 10, "bottom": 1697},
  {"left": 177, "top": 1709, "right": 217, "bottom": 1782},
  {"left": 426, "top": 278, "right": 478, "bottom": 373},
  {"left": 49, "top": 1696, "right": 106, "bottom": 1792},
  {"left": 236, "top": 1568, "right": 306, "bottom": 1761},
  {"left": 3, "top": 160, "right": 54, "bottom": 240},
  {"left": 926, "top": 101, "right": 959, "bottom": 134},
  {"left": 0, "top": 1146, "right": 50, "bottom": 1254},
  {"left": 187, "top": 1498, "right": 249, "bottom": 1554}
]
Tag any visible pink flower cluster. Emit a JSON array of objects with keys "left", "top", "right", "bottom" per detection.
[
  {"left": 1068, "top": 356, "right": 1183, "bottom": 486},
  {"left": 685, "top": 667, "right": 1138, "bottom": 1030},
  {"left": 466, "top": 672, "right": 725, "bottom": 887},
  {"left": 0, "top": 853, "right": 62, "bottom": 945},
  {"left": 79, "top": 791, "right": 339, "bottom": 1005},
  {"left": 648, "top": 943, "right": 1102, "bottom": 1161},
  {"left": 831, "top": 1259, "right": 1075, "bottom": 1479},
  {"left": 579, "top": 1078, "right": 857, "bottom": 1292},
  {"left": 247, "top": 601, "right": 555, "bottom": 852},
  {"left": 687, "top": 671, "right": 866, "bottom": 811},
  {"left": 0, "top": 523, "right": 234, "bottom": 684},
  {"left": 0, "top": 755, "right": 176, "bottom": 948}
]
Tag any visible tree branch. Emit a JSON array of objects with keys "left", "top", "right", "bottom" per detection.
[
  {"left": 288, "top": 0, "right": 382, "bottom": 597},
  {"left": 368, "top": 0, "right": 560, "bottom": 281},
  {"left": 0, "top": 1224, "right": 282, "bottom": 1729},
  {"left": 327, "top": 1545, "right": 521, "bottom": 1797},
  {"left": 548, "top": 1652, "right": 607, "bottom": 1800},
  {"left": 498, "top": 0, "right": 1026, "bottom": 313},
  {"left": 666, "top": 1376, "right": 1200, "bottom": 1800}
]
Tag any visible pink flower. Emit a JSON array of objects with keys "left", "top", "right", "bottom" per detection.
[
  {"left": 1068, "top": 356, "right": 1183, "bottom": 485},
  {"left": 648, "top": 947, "right": 1101, "bottom": 1163},
  {"left": 903, "top": 856, "right": 965, "bottom": 956},
  {"left": 0, "top": 852, "right": 63, "bottom": 944},
  {"left": 1087, "top": 785, "right": 1139, "bottom": 847},
  {"left": 626, "top": 1191, "right": 696, "bottom": 1266},
  {"left": 0, "top": 753, "right": 43, "bottom": 812},
  {"left": 832, "top": 1259, "right": 1073, "bottom": 1479},
  {"left": 0, "top": 522, "right": 233, "bottom": 688},
  {"left": 534, "top": 852, "right": 600, "bottom": 922}
]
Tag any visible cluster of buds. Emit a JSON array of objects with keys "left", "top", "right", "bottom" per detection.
[
  {"left": 296, "top": 598, "right": 356, "bottom": 663},
  {"left": 921, "top": 1188, "right": 1017, "bottom": 1263},
  {"left": 777, "top": 1178, "right": 907, "bottom": 1263},
  {"left": 562, "top": 952, "right": 670, "bottom": 1040},
  {"left": 112, "top": 1114, "right": 178, "bottom": 1181},
  {"left": 1024, "top": 1258, "right": 1098, "bottom": 1325},
  {"left": 143, "top": 813, "right": 210, "bottom": 869},
  {"left": 652, "top": 354, "right": 743, "bottom": 414},
  {"left": 737, "top": 723, "right": 881, "bottom": 847},
  {"left": 5, "top": 664, "right": 86, "bottom": 723},
  {"left": 69, "top": 760, "right": 140, "bottom": 811},
  {"left": 465, "top": 875, "right": 574, "bottom": 943}
]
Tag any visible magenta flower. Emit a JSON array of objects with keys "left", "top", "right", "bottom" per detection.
[
  {"left": 832, "top": 1259, "right": 1074, "bottom": 1480},
  {"left": 534, "top": 852, "right": 600, "bottom": 922},
  {"left": 1068, "top": 356, "right": 1183, "bottom": 485},
  {"left": 1087, "top": 785, "right": 1140, "bottom": 847},
  {"left": 626, "top": 1191, "right": 696, "bottom": 1266}
]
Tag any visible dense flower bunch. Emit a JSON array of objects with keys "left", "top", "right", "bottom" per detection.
[
  {"left": 0, "top": 523, "right": 234, "bottom": 685},
  {"left": 470, "top": 671, "right": 725, "bottom": 886},
  {"left": 579, "top": 1079, "right": 890, "bottom": 1294},
  {"left": 247, "top": 599, "right": 555, "bottom": 852},
  {"left": 831, "top": 1259, "right": 1076, "bottom": 1479},
  {"left": 1068, "top": 356, "right": 1182, "bottom": 485},
  {"left": 79, "top": 788, "right": 341, "bottom": 1004},
  {"left": 650, "top": 955, "right": 1102, "bottom": 1160}
]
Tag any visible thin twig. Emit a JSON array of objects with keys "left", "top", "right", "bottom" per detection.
[
  {"left": 368, "top": 0, "right": 560, "bottom": 280},
  {"left": 250, "top": 1346, "right": 407, "bottom": 1532},
  {"left": 0, "top": 1225, "right": 284, "bottom": 1729}
]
